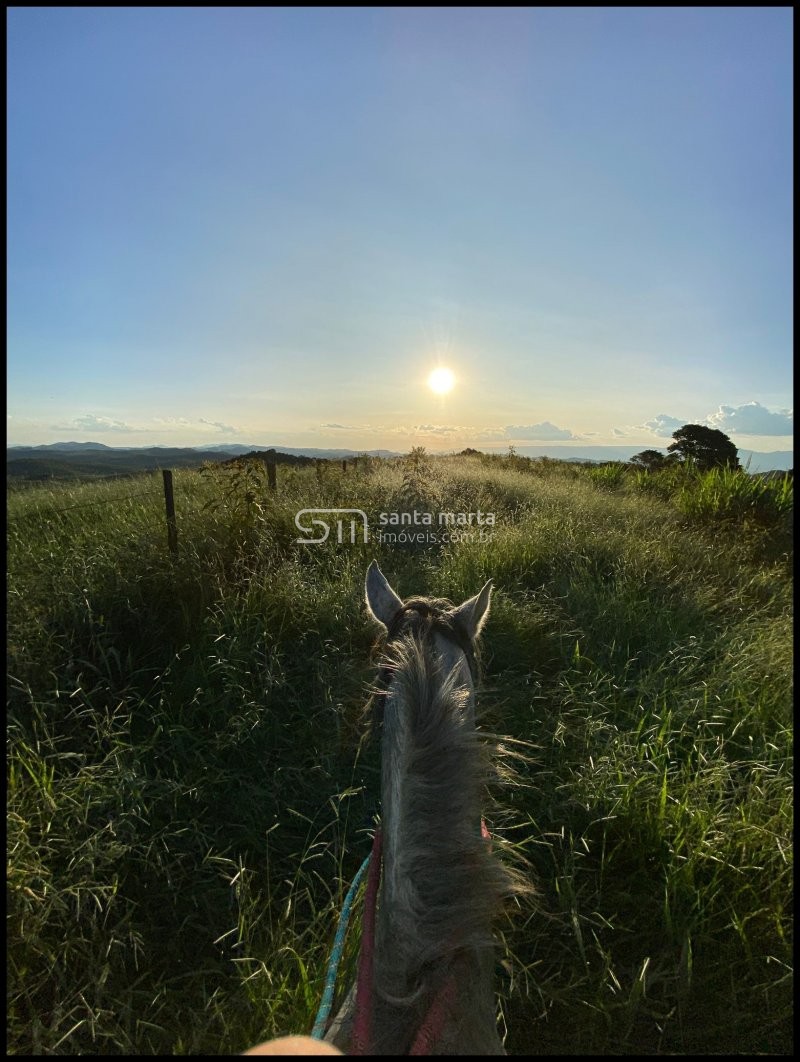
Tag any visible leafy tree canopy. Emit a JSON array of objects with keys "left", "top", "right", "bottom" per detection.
[
  {"left": 630, "top": 449, "right": 669, "bottom": 471},
  {"left": 667, "top": 424, "right": 740, "bottom": 471}
]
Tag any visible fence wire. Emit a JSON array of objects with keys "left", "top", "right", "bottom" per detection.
[
  {"left": 6, "top": 464, "right": 289, "bottom": 528},
  {"left": 7, "top": 490, "right": 164, "bottom": 521},
  {"left": 7, "top": 474, "right": 243, "bottom": 524}
]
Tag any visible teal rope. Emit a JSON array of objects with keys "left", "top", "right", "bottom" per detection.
[{"left": 311, "top": 851, "right": 372, "bottom": 1040}]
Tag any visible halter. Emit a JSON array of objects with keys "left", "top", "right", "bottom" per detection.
[{"left": 374, "top": 600, "right": 479, "bottom": 698}]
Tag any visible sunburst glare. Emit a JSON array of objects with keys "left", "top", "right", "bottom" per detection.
[{"left": 428, "top": 367, "right": 455, "bottom": 395}]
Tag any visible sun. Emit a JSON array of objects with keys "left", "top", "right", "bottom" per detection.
[{"left": 428, "top": 367, "right": 455, "bottom": 395}]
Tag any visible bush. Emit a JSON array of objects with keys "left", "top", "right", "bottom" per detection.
[{"left": 587, "top": 462, "right": 627, "bottom": 491}]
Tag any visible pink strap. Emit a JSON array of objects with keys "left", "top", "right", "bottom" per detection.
[{"left": 350, "top": 827, "right": 383, "bottom": 1054}]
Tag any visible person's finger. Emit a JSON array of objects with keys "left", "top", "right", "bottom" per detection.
[{"left": 243, "top": 1034, "right": 342, "bottom": 1055}]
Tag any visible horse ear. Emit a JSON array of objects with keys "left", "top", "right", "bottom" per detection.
[
  {"left": 365, "top": 560, "right": 403, "bottom": 629},
  {"left": 453, "top": 579, "right": 493, "bottom": 640}
]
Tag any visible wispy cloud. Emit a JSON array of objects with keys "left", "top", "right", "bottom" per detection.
[
  {"left": 707, "top": 402, "right": 793, "bottom": 436},
  {"left": 153, "top": 416, "right": 194, "bottom": 428},
  {"left": 52, "top": 413, "right": 145, "bottom": 433},
  {"left": 198, "top": 418, "right": 238, "bottom": 435},
  {"left": 474, "top": 427, "right": 510, "bottom": 442},
  {"left": 150, "top": 415, "right": 242, "bottom": 435},
  {"left": 380, "top": 424, "right": 460, "bottom": 437},
  {"left": 312, "top": 422, "right": 582, "bottom": 443},
  {"left": 413, "top": 424, "right": 461, "bottom": 435}
]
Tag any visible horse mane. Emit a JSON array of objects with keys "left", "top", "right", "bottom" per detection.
[
  {"left": 378, "top": 635, "right": 510, "bottom": 962},
  {"left": 365, "top": 600, "right": 530, "bottom": 1053},
  {"left": 363, "top": 595, "right": 478, "bottom": 737}
]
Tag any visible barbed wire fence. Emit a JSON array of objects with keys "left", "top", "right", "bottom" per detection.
[
  {"left": 6, "top": 457, "right": 358, "bottom": 553},
  {"left": 6, "top": 468, "right": 239, "bottom": 552}
]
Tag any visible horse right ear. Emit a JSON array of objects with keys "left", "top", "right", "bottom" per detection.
[
  {"left": 365, "top": 560, "right": 403, "bottom": 629},
  {"left": 452, "top": 579, "right": 493, "bottom": 641}
]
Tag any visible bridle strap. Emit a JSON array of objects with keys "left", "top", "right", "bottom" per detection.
[{"left": 409, "top": 975, "right": 457, "bottom": 1055}]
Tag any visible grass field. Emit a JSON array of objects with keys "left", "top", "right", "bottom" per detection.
[{"left": 7, "top": 453, "right": 793, "bottom": 1054}]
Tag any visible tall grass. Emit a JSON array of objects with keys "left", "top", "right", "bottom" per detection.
[
  {"left": 677, "top": 465, "right": 793, "bottom": 527},
  {"left": 7, "top": 455, "right": 792, "bottom": 1054}
]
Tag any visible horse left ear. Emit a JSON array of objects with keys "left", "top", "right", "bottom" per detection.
[
  {"left": 365, "top": 559, "right": 404, "bottom": 630},
  {"left": 452, "top": 579, "right": 493, "bottom": 640}
]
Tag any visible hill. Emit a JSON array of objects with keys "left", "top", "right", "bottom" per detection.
[
  {"left": 6, "top": 447, "right": 234, "bottom": 481},
  {"left": 6, "top": 441, "right": 115, "bottom": 452}
]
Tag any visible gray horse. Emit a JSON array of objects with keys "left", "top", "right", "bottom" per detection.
[{"left": 324, "top": 561, "right": 528, "bottom": 1054}]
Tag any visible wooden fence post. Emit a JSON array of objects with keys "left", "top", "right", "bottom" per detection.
[
  {"left": 266, "top": 460, "right": 277, "bottom": 492},
  {"left": 162, "top": 469, "right": 178, "bottom": 554},
  {"left": 342, "top": 459, "right": 347, "bottom": 473}
]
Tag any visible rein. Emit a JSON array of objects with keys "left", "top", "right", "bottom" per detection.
[
  {"left": 310, "top": 849, "right": 372, "bottom": 1040},
  {"left": 350, "top": 827, "right": 383, "bottom": 1054}
]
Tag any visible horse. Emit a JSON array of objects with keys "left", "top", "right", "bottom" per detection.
[{"left": 321, "top": 560, "right": 528, "bottom": 1054}]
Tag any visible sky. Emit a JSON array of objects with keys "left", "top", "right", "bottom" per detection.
[{"left": 7, "top": 7, "right": 794, "bottom": 458}]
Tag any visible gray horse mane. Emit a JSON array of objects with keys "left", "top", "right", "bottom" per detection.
[
  {"left": 365, "top": 600, "right": 530, "bottom": 1053},
  {"left": 377, "top": 635, "right": 509, "bottom": 963},
  {"left": 364, "top": 595, "right": 479, "bottom": 732}
]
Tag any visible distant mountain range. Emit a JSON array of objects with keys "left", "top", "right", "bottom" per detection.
[
  {"left": 8, "top": 441, "right": 117, "bottom": 452},
  {"left": 5, "top": 443, "right": 404, "bottom": 481},
  {"left": 6, "top": 441, "right": 793, "bottom": 478},
  {"left": 201, "top": 444, "right": 402, "bottom": 459},
  {"left": 7, "top": 442, "right": 400, "bottom": 458}
]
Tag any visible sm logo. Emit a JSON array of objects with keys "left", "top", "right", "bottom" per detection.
[{"left": 294, "top": 508, "right": 370, "bottom": 545}]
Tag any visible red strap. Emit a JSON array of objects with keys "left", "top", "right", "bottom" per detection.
[
  {"left": 409, "top": 974, "right": 457, "bottom": 1055},
  {"left": 410, "top": 819, "right": 490, "bottom": 1053}
]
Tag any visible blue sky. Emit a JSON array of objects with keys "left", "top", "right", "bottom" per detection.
[{"left": 7, "top": 7, "right": 793, "bottom": 456}]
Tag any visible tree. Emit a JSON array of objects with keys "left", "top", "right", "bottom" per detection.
[
  {"left": 667, "top": 424, "right": 740, "bottom": 471},
  {"left": 630, "top": 449, "right": 669, "bottom": 471}
]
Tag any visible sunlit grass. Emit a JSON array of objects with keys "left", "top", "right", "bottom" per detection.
[{"left": 7, "top": 454, "right": 792, "bottom": 1053}]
